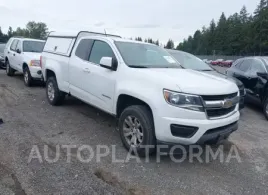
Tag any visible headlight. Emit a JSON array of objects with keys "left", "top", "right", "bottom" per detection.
[
  {"left": 29, "top": 60, "right": 40, "bottom": 67},
  {"left": 163, "top": 89, "right": 204, "bottom": 112}
]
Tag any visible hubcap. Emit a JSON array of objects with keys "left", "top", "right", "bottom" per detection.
[
  {"left": 123, "top": 116, "right": 143, "bottom": 147},
  {"left": 24, "top": 71, "right": 28, "bottom": 83},
  {"left": 47, "top": 82, "right": 55, "bottom": 101}
]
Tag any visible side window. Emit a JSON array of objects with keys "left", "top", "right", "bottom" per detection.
[
  {"left": 10, "top": 40, "right": 18, "bottom": 51},
  {"left": 75, "top": 39, "right": 93, "bottom": 60},
  {"left": 249, "top": 59, "right": 266, "bottom": 75},
  {"left": 239, "top": 59, "right": 252, "bottom": 72},
  {"left": 233, "top": 59, "right": 243, "bottom": 68},
  {"left": 89, "top": 40, "right": 115, "bottom": 64},
  {"left": 16, "top": 41, "right": 22, "bottom": 51}
]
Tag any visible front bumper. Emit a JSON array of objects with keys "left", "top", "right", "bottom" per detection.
[
  {"left": 154, "top": 108, "right": 240, "bottom": 145},
  {"left": 29, "top": 66, "right": 42, "bottom": 79}
]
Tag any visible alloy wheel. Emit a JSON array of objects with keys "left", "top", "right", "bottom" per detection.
[
  {"left": 47, "top": 82, "right": 55, "bottom": 101},
  {"left": 123, "top": 116, "right": 144, "bottom": 147},
  {"left": 24, "top": 71, "right": 29, "bottom": 84}
]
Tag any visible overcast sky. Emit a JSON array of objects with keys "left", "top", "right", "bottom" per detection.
[{"left": 0, "top": 0, "right": 260, "bottom": 45}]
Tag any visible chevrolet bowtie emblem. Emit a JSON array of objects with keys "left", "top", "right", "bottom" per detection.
[{"left": 222, "top": 99, "right": 233, "bottom": 108}]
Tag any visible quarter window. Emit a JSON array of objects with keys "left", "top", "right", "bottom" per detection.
[
  {"left": 10, "top": 40, "right": 18, "bottom": 51},
  {"left": 89, "top": 41, "right": 115, "bottom": 64},
  {"left": 75, "top": 39, "right": 93, "bottom": 60}
]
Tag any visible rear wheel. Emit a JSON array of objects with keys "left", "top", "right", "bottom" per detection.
[
  {"left": 46, "top": 76, "right": 65, "bottom": 106},
  {"left": 23, "top": 66, "right": 33, "bottom": 87},
  {"left": 119, "top": 105, "right": 156, "bottom": 156},
  {"left": 6, "top": 61, "right": 15, "bottom": 76},
  {"left": 263, "top": 97, "right": 268, "bottom": 120}
]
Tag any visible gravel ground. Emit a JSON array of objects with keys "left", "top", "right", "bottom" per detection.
[{"left": 0, "top": 69, "right": 267, "bottom": 195}]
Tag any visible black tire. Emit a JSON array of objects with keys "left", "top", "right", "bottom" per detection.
[
  {"left": 119, "top": 105, "right": 156, "bottom": 156},
  {"left": 23, "top": 66, "right": 33, "bottom": 87},
  {"left": 263, "top": 97, "right": 268, "bottom": 120},
  {"left": 6, "top": 60, "right": 15, "bottom": 76},
  {"left": 46, "top": 76, "right": 65, "bottom": 106}
]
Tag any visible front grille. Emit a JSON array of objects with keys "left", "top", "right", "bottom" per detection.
[
  {"left": 202, "top": 92, "right": 238, "bottom": 119},
  {"left": 201, "top": 92, "right": 237, "bottom": 101},
  {"left": 206, "top": 106, "right": 236, "bottom": 118}
]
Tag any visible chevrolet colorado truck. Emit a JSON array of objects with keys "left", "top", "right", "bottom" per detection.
[{"left": 41, "top": 31, "right": 240, "bottom": 155}]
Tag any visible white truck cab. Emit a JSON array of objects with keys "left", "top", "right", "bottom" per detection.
[
  {"left": 41, "top": 31, "right": 240, "bottom": 155},
  {"left": 4, "top": 37, "right": 45, "bottom": 86}
]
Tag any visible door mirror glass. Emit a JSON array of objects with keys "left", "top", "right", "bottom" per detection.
[
  {"left": 100, "top": 57, "right": 117, "bottom": 71},
  {"left": 16, "top": 49, "right": 21, "bottom": 54}
]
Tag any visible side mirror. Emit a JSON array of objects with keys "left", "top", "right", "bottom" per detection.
[
  {"left": 16, "top": 49, "right": 21, "bottom": 54},
  {"left": 257, "top": 72, "right": 268, "bottom": 78},
  {"left": 100, "top": 57, "right": 118, "bottom": 71}
]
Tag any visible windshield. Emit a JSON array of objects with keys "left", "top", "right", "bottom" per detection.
[
  {"left": 0, "top": 44, "right": 5, "bottom": 53},
  {"left": 114, "top": 41, "right": 181, "bottom": 68},
  {"left": 169, "top": 51, "right": 213, "bottom": 71},
  {"left": 23, "top": 41, "right": 45, "bottom": 53}
]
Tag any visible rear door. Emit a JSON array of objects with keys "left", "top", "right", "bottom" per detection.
[
  {"left": 8, "top": 39, "right": 19, "bottom": 68},
  {"left": 13, "top": 40, "right": 23, "bottom": 71}
]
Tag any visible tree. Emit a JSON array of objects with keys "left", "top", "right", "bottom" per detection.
[
  {"left": 26, "top": 21, "right": 48, "bottom": 39},
  {"left": 165, "top": 39, "right": 174, "bottom": 49}
]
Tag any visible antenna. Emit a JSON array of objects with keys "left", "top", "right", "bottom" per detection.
[{"left": 104, "top": 29, "right": 107, "bottom": 36}]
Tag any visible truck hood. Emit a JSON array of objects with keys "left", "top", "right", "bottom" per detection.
[
  {"left": 23, "top": 52, "right": 41, "bottom": 60},
  {"left": 134, "top": 68, "right": 238, "bottom": 95},
  {"left": 202, "top": 70, "right": 244, "bottom": 88}
]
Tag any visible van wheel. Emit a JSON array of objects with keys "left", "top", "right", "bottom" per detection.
[
  {"left": 46, "top": 77, "right": 65, "bottom": 106},
  {"left": 119, "top": 105, "right": 156, "bottom": 156},
  {"left": 6, "top": 61, "right": 15, "bottom": 76},
  {"left": 263, "top": 97, "right": 268, "bottom": 120},
  {"left": 23, "top": 66, "right": 33, "bottom": 87}
]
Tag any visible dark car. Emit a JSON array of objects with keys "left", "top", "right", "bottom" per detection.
[
  {"left": 0, "top": 43, "right": 6, "bottom": 69},
  {"left": 167, "top": 49, "right": 245, "bottom": 109},
  {"left": 226, "top": 57, "right": 268, "bottom": 119}
]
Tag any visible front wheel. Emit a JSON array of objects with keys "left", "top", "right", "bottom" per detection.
[
  {"left": 263, "top": 97, "right": 268, "bottom": 120},
  {"left": 6, "top": 61, "right": 15, "bottom": 76},
  {"left": 46, "top": 77, "right": 65, "bottom": 106},
  {"left": 23, "top": 66, "right": 33, "bottom": 87},
  {"left": 119, "top": 105, "right": 156, "bottom": 156}
]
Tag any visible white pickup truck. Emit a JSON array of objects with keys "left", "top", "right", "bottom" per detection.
[
  {"left": 41, "top": 31, "right": 240, "bottom": 155},
  {"left": 4, "top": 37, "right": 45, "bottom": 86}
]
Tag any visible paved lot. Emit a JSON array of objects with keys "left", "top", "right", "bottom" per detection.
[{"left": 0, "top": 69, "right": 267, "bottom": 195}]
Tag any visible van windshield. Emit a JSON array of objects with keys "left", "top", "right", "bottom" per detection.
[
  {"left": 23, "top": 41, "right": 45, "bottom": 53},
  {"left": 169, "top": 51, "right": 213, "bottom": 71},
  {"left": 114, "top": 41, "right": 181, "bottom": 68}
]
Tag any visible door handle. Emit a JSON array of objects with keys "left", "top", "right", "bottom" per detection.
[
  {"left": 83, "top": 68, "right": 91, "bottom": 73},
  {"left": 8, "top": 51, "right": 10, "bottom": 54},
  {"left": 13, "top": 54, "right": 15, "bottom": 56}
]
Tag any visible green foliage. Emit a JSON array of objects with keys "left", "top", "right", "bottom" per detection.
[
  {"left": 0, "top": 21, "right": 48, "bottom": 43},
  {"left": 165, "top": 39, "right": 174, "bottom": 49},
  {"left": 177, "top": 0, "right": 268, "bottom": 56}
]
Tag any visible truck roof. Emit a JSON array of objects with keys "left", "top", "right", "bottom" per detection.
[{"left": 49, "top": 31, "right": 121, "bottom": 38}]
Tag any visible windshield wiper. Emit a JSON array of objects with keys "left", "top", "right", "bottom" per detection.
[
  {"left": 128, "top": 65, "right": 148, "bottom": 68},
  {"left": 201, "top": 69, "right": 213, "bottom": 71}
]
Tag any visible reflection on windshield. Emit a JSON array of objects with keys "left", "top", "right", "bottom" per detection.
[
  {"left": 23, "top": 41, "right": 45, "bottom": 53},
  {"left": 169, "top": 51, "right": 213, "bottom": 71},
  {"left": 115, "top": 41, "right": 181, "bottom": 68}
]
